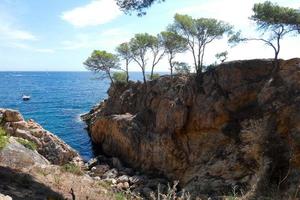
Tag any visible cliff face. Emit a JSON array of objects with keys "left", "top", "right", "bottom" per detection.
[{"left": 84, "top": 58, "right": 300, "bottom": 198}]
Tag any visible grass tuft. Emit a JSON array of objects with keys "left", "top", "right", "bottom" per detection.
[
  {"left": 0, "top": 127, "right": 9, "bottom": 150},
  {"left": 115, "top": 192, "right": 127, "bottom": 200},
  {"left": 16, "top": 138, "right": 37, "bottom": 150},
  {"left": 61, "top": 163, "right": 83, "bottom": 176}
]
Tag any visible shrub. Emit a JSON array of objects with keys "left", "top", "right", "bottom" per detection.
[
  {"left": 174, "top": 62, "right": 191, "bottom": 75},
  {"left": 112, "top": 71, "right": 128, "bottom": 83},
  {"left": 61, "top": 163, "right": 83, "bottom": 176},
  {"left": 0, "top": 127, "right": 9, "bottom": 150},
  {"left": 147, "top": 73, "right": 160, "bottom": 80},
  {"left": 16, "top": 138, "right": 37, "bottom": 150},
  {"left": 115, "top": 192, "right": 126, "bottom": 200}
]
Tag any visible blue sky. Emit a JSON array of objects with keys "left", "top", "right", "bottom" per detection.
[{"left": 0, "top": 0, "right": 299, "bottom": 71}]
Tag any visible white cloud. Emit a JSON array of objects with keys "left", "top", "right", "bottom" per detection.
[
  {"left": 0, "top": 26, "right": 36, "bottom": 41},
  {"left": 61, "top": 0, "right": 122, "bottom": 28},
  {"left": 0, "top": 13, "right": 37, "bottom": 41},
  {"left": 12, "top": 42, "right": 55, "bottom": 53},
  {"left": 61, "top": 28, "right": 132, "bottom": 50},
  {"left": 0, "top": 17, "right": 54, "bottom": 53}
]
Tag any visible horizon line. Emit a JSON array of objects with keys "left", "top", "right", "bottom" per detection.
[{"left": 0, "top": 70, "right": 170, "bottom": 73}]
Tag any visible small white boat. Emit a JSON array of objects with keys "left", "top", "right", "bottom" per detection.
[{"left": 22, "top": 95, "right": 31, "bottom": 101}]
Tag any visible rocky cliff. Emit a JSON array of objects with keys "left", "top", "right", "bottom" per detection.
[{"left": 83, "top": 58, "right": 300, "bottom": 199}]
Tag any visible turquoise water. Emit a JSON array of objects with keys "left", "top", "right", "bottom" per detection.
[{"left": 0, "top": 72, "right": 111, "bottom": 160}]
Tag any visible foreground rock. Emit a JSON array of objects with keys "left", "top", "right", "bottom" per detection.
[
  {"left": 0, "top": 109, "right": 138, "bottom": 200},
  {"left": 84, "top": 58, "right": 300, "bottom": 199},
  {"left": 0, "top": 137, "right": 49, "bottom": 169},
  {"left": 0, "top": 109, "right": 81, "bottom": 165}
]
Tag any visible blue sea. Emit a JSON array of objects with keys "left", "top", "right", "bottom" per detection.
[{"left": 0, "top": 72, "right": 145, "bottom": 161}]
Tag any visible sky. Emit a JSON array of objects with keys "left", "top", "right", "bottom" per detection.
[{"left": 0, "top": 0, "right": 299, "bottom": 71}]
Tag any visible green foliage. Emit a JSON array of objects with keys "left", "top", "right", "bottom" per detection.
[
  {"left": 171, "top": 14, "right": 234, "bottom": 73},
  {"left": 116, "top": 0, "right": 165, "bottom": 16},
  {"left": 148, "top": 34, "right": 165, "bottom": 79},
  {"left": 116, "top": 42, "right": 132, "bottom": 60},
  {"left": 114, "top": 192, "right": 126, "bottom": 200},
  {"left": 112, "top": 71, "right": 128, "bottom": 83},
  {"left": 173, "top": 62, "right": 191, "bottom": 75},
  {"left": 116, "top": 42, "right": 132, "bottom": 82},
  {"left": 84, "top": 50, "right": 120, "bottom": 84},
  {"left": 61, "top": 163, "right": 83, "bottom": 176},
  {"left": 249, "top": 1, "right": 300, "bottom": 71},
  {"left": 16, "top": 138, "right": 37, "bottom": 150},
  {"left": 228, "top": 31, "right": 244, "bottom": 46},
  {"left": 147, "top": 73, "right": 160, "bottom": 80},
  {"left": 129, "top": 33, "right": 155, "bottom": 83},
  {"left": 130, "top": 33, "right": 153, "bottom": 51},
  {"left": 160, "top": 31, "right": 188, "bottom": 76},
  {"left": 160, "top": 31, "right": 188, "bottom": 54},
  {"left": 0, "top": 127, "right": 9, "bottom": 150},
  {"left": 215, "top": 51, "right": 228, "bottom": 63},
  {"left": 251, "top": 1, "right": 300, "bottom": 30},
  {"left": 204, "top": 64, "right": 217, "bottom": 71}
]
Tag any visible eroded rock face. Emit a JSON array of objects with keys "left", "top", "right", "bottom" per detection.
[
  {"left": 84, "top": 58, "right": 300, "bottom": 198},
  {"left": 0, "top": 109, "right": 81, "bottom": 165}
]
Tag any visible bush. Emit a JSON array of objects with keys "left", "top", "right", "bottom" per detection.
[
  {"left": 61, "top": 163, "right": 83, "bottom": 176},
  {"left": 147, "top": 73, "right": 160, "bottom": 80},
  {"left": 0, "top": 127, "right": 9, "bottom": 150},
  {"left": 174, "top": 62, "right": 191, "bottom": 75},
  {"left": 112, "top": 71, "right": 128, "bottom": 83},
  {"left": 204, "top": 63, "right": 217, "bottom": 72},
  {"left": 16, "top": 138, "right": 37, "bottom": 150},
  {"left": 115, "top": 192, "right": 126, "bottom": 200}
]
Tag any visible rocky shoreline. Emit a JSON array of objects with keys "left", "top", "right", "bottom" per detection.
[
  {"left": 0, "top": 109, "right": 82, "bottom": 166},
  {"left": 2, "top": 58, "right": 300, "bottom": 199},
  {"left": 0, "top": 109, "right": 179, "bottom": 199}
]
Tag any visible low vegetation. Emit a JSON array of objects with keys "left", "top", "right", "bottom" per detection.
[
  {"left": 61, "top": 163, "right": 83, "bottom": 176},
  {"left": 147, "top": 73, "right": 160, "bottom": 80},
  {"left": 113, "top": 71, "right": 128, "bottom": 83},
  {"left": 0, "top": 127, "right": 9, "bottom": 150},
  {"left": 16, "top": 138, "right": 37, "bottom": 150}
]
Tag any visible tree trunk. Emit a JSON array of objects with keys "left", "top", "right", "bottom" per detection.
[
  {"left": 126, "top": 60, "right": 129, "bottom": 83},
  {"left": 169, "top": 56, "right": 173, "bottom": 78},
  {"left": 200, "top": 45, "right": 206, "bottom": 72},
  {"left": 150, "top": 66, "right": 154, "bottom": 80},
  {"left": 197, "top": 43, "right": 202, "bottom": 73},
  {"left": 107, "top": 70, "right": 114, "bottom": 85},
  {"left": 272, "top": 34, "right": 281, "bottom": 76},
  {"left": 142, "top": 68, "right": 146, "bottom": 84}
]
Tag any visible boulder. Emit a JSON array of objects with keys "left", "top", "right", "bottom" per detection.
[
  {"left": 0, "top": 137, "right": 49, "bottom": 169},
  {"left": 102, "top": 168, "right": 118, "bottom": 179},
  {"left": 91, "top": 164, "right": 110, "bottom": 177},
  {"left": 117, "top": 175, "right": 129, "bottom": 183},
  {"left": 0, "top": 193, "right": 12, "bottom": 200},
  {"left": 3, "top": 110, "right": 24, "bottom": 122}
]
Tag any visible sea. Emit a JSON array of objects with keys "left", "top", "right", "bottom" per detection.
[{"left": 0, "top": 72, "right": 144, "bottom": 161}]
